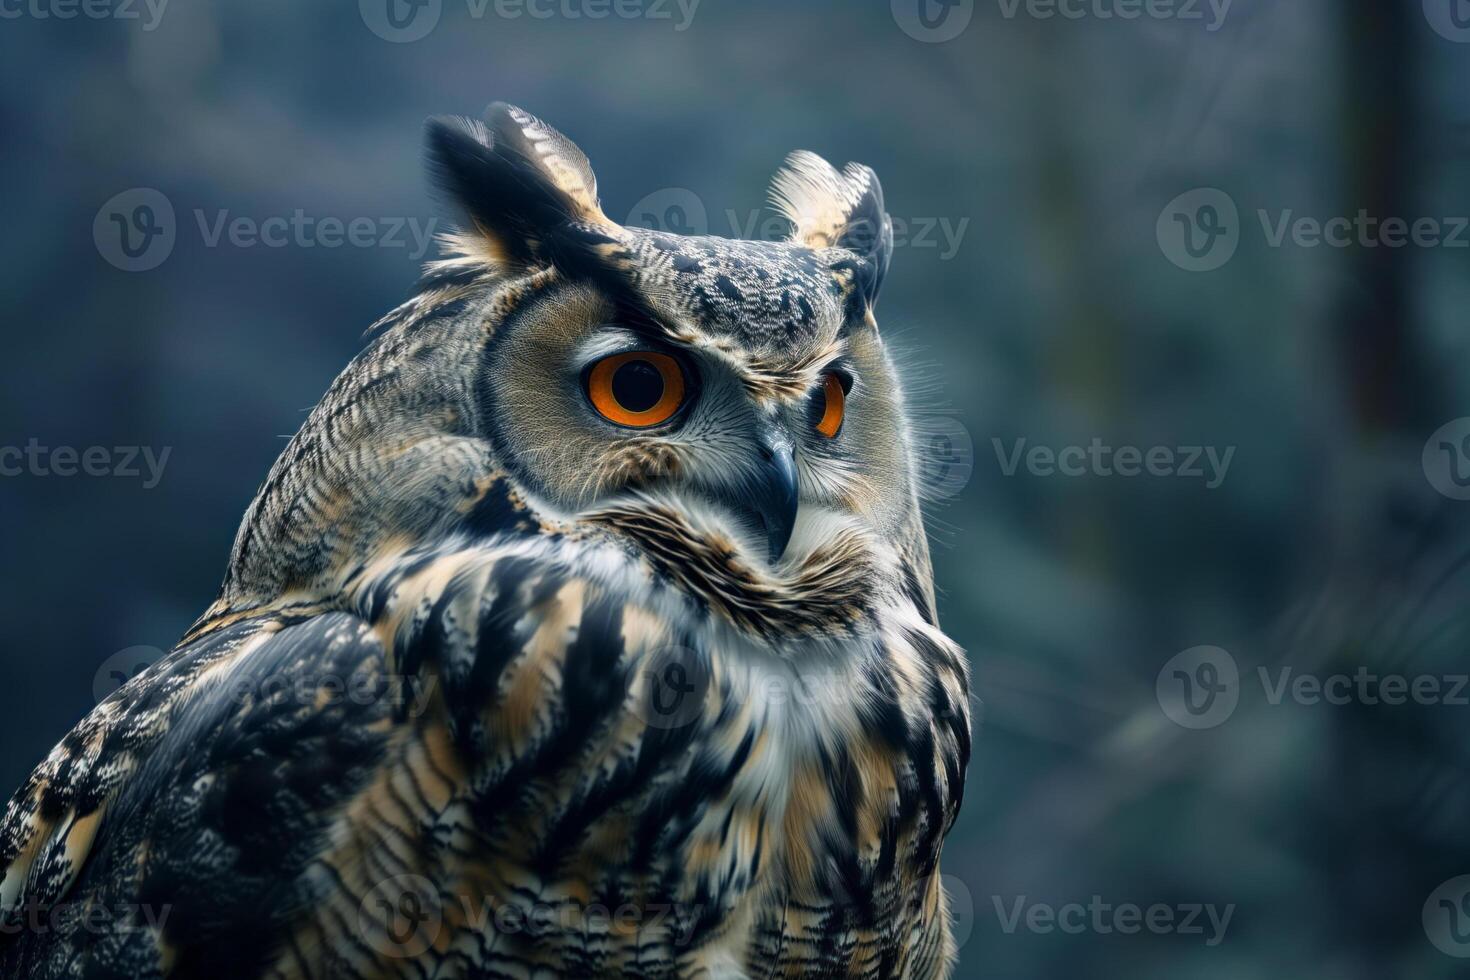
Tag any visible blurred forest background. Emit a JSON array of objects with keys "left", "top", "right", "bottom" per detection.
[{"left": 2, "top": 1, "right": 1469, "bottom": 976}]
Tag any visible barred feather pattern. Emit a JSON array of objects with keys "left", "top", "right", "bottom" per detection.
[
  {"left": 0, "top": 102, "right": 969, "bottom": 978},
  {"left": 0, "top": 527, "right": 968, "bottom": 979}
]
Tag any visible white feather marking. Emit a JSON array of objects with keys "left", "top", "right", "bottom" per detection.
[{"left": 768, "top": 150, "right": 872, "bottom": 249}]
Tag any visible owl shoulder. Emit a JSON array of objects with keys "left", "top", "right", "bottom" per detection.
[{"left": 0, "top": 536, "right": 653, "bottom": 974}]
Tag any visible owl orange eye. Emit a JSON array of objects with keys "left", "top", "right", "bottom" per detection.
[
  {"left": 586, "top": 351, "right": 687, "bottom": 428},
  {"left": 814, "top": 372, "right": 846, "bottom": 438}
]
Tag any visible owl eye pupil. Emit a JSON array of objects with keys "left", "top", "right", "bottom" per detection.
[
  {"left": 611, "top": 360, "right": 665, "bottom": 413},
  {"left": 586, "top": 350, "right": 687, "bottom": 428}
]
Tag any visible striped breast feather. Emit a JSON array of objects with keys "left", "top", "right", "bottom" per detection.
[{"left": 347, "top": 537, "right": 676, "bottom": 767}]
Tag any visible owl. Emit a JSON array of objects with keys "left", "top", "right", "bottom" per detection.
[{"left": 0, "top": 104, "right": 970, "bottom": 979}]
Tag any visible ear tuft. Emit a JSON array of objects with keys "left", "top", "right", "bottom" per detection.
[
  {"left": 770, "top": 151, "right": 893, "bottom": 307},
  {"left": 484, "top": 102, "right": 605, "bottom": 222},
  {"left": 425, "top": 103, "right": 610, "bottom": 269}
]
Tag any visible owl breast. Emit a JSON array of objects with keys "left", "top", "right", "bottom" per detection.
[{"left": 270, "top": 532, "right": 967, "bottom": 980}]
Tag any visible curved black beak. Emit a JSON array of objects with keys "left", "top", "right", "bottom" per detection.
[{"left": 752, "top": 439, "right": 799, "bottom": 563}]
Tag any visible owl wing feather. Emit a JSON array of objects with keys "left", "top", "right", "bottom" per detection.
[
  {"left": 0, "top": 538, "right": 662, "bottom": 980},
  {"left": 0, "top": 611, "right": 402, "bottom": 979}
]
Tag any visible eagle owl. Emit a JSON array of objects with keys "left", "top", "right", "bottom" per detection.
[{"left": 0, "top": 104, "right": 970, "bottom": 979}]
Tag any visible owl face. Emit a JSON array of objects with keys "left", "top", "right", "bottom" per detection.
[
  {"left": 423, "top": 105, "right": 923, "bottom": 575},
  {"left": 480, "top": 232, "right": 914, "bottom": 566},
  {"left": 207, "top": 105, "right": 937, "bottom": 630}
]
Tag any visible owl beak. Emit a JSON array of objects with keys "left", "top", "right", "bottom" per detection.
[{"left": 753, "top": 439, "right": 799, "bottom": 564}]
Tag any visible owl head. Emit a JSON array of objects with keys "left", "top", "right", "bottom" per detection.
[{"left": 211, "top": 104, "right": 936, "bottom": 636}]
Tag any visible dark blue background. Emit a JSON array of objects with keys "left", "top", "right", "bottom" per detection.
[{"left": 2, "top": 1, "right": 1469, "bottom": 976}]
